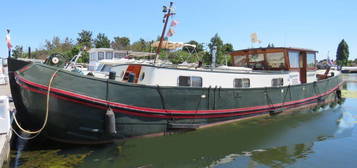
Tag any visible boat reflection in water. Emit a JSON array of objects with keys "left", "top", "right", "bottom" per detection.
[
  {"left": 208, "top": 101, "right": 355, "bottom": 168},
  {"left": 76, "top": 102, "right": 351, "bottom": 168}
]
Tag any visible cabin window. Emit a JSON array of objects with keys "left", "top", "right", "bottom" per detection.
[
  {"left": 234, "top": 56, "right": 247, "bottom": 66},
  {"left": 178, "top": 76, "right": 202, "bottom": 87},
  {"left": 234, "top": 78, "right": 250, "bottom": 88},
  {"left": 90, "top": 53, "right": 97, "bottom": 61},
  {"left": 98, "top": 52, "right": 104, "bottom": 60},
  {"left": 114, "top": 53, "right": 121, "bottom": 59},
  {"left": 106, "top": 52, "right": 113, "bottom": 59},
  {"left": 307, "top": 53, "right": 316, "bottom": 68},
  {"left": 266, "top": 52, "right": 285, "bottom": 68},
  {"left": 272, "top": 78, "right": 284, "bottom": 87},
  {"left": 248, "top": 54, "right": 264, "bottom": 69},
  {"left": 101, "top": 65, "right": 112, "bottom": 72},
  {"left": 120, "top": 53, "right": 127, "bottom": 57},
  {"left": 288, "top": 51, "right": 300, "bottom": 68}
]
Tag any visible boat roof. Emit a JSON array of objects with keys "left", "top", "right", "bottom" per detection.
[{"left": 230, "top": 47, "right": 318, "bottom": 56}]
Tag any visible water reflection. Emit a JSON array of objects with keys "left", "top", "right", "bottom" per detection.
[
  {"left": 336, "top": 111, "right": 355, "bottom": 135},
  {"left": 75, "top": 107, "right": 345, "bottom": 168},
  {"left": 210, "top": 142, "right": 313, "bottom": 168}
]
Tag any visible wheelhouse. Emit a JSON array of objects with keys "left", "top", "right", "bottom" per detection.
[{"left": 230, "top": 47, "right": 317, "bottom": 83}]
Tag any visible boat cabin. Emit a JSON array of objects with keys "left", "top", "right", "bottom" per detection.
[
  {"left": 88, "top": 48, "right": 156, "bottom": 71},
  {"left": 230, "top": 47, "right": 317, "bottom": 84},
  {"left": 89, "top": 47, "right": 332, "bottom": 89},
  {"left": 88, "top": 48, "right": 129, "bottom": 71}
]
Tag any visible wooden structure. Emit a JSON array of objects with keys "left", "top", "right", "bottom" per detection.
[{"left": 230, "top": 47, "right": 317, "bottom": 83}]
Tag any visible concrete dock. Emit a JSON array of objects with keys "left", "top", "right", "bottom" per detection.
[
  {"left": 0, "top": 132, "right": 11, "bottom": 168},
  {"left": 0, "top": 84, "right": 12, "bottom": 168}
]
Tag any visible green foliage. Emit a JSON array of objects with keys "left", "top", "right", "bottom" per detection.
[
  {"left": 12, "top": 45, "right": 25, "bottom": 58},
  {"left": 77, "top": 30, "right": 93, "bottom": 48},
  {"left": 336, "top": 39, "right": 349, "bottom": 66},
  {"left": 20, "top": 30, "right": 238, "bottom": 66},
  {"left": 69, "top": 45, "right": 89, "bottom": 63},
  {"left": 30, "top": 49, "right": 50, "bottom": 60},
  {"left": 25, "top": 37, "right": 75, "bottom": 60},
  {"left": 131, "top": 38, "right": 151, "bottom": 52},
  {"left": 112, "top": 36, "right": 130, "bottom": 50},
  {"left": 223, "top": 43, "right": 234, "bottom": 53},
  {"left": 205, "top": 33, "right": 234, "bottom": 65},
  {"left": 94, "top": 33, "right": 111, "bottom": 48},
  {"left": 168, "top": 50, "right": 193, "bottom": 64}
]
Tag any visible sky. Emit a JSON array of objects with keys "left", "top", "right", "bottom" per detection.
[{"left": 1, "top": 0, "right": 356, "bottom": 61}]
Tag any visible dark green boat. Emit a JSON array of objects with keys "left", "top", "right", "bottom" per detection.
[{"left": 7, "top": 46, "right": 344, "bottom": 144}]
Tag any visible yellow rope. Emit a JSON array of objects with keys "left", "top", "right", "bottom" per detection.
[{"left": 12, "top": 69, "right": 60, "bottom": 136}]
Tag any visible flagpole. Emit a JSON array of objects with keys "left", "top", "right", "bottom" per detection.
[
  {"left": 6, "top": 29, "right": 12, "bottom": 58},
  {"left": 154, "top": 2, "right": 173, "bottom": 64}
]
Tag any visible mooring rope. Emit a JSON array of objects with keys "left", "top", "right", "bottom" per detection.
[{"left": 12, "top": 69, "right": 60, "bottom": 139}]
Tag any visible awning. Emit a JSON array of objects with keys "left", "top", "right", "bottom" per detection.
[
  {"left": 151, "top": 41, "right": 196, "bottom": 50},
  {"left": 127, "top": 51, "right": 156, "bottom": 57}
]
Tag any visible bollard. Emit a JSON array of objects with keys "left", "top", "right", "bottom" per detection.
[{"left": 0, "top": 96, "right": 10, "bottom": 134}]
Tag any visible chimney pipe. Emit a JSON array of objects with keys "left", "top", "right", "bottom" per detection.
[{"left": 211, "top": 46, "right": 217, "bottom": 70}]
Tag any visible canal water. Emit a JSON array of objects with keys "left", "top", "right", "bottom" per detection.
[{"left": 5, "top": 75, "right": 357, "bottom": 168}]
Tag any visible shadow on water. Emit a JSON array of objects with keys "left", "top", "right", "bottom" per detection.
[{"left": 7, "top": 77, "right": 357, "bottom": 168}]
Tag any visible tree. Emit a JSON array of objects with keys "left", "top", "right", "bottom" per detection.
[
  {"left": 206, "top": 33, "right": 224, "bottom": 65},
  {"left": 111, "top": 36, "right": 130, "bottom": 50},
  {"left": 77, "top": 30, "right": 93, "bottom": 48},
  {"left": 94, "top": 33, "right": 111, "bottom": 48},
  {"left": 223, "top": 43, "right": 234, "bottom": 53},
  {"left": 70, "top": 45, "right": 89, "bottom": 63},
  {"left": 45, "top": 36, "right": 61, "bottom": 50},
  {"left": 223, "top": 43, "right": 234, "bottom": 65},
  {"left": 12, "top": 45, "right": 24, "bottom": 58},
  {"left": 336, "top": 39, "right": 349, "bottom": 66},
  {"left": 131, "top": 38, "right": 150, "bottom": 52},
  {"left": 206, "top": 34, "right": 234, "bottom": 65}
]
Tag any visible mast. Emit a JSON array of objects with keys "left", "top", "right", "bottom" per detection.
[{"left": 154, "top": 2, "right": 174, "bottom": 64}]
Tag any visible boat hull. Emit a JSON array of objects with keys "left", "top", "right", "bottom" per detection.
[{"left": 8, "top": 58, "right": 344, "bottom": 144}]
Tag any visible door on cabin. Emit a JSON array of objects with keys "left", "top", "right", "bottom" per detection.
[
  {"left": 299, "top": 52, "right": 307, "bottom": 84},
  {"left": 123, "top": 65, "right": 142, "bottom": 83}
]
